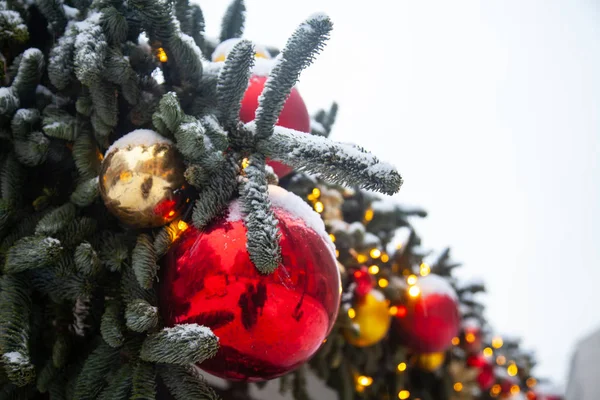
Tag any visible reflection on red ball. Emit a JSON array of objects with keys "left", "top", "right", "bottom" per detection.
[
  {"left": 160, "top": 187, "right": 340, "bottom": 381},
  {"left": 239, "top": 75, "right": 311, "bottom": 178},
  {"left": 393, "top": 274, "right": 460, "bottom": 352}
]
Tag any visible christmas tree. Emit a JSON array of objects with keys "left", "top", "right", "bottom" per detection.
[{"left": 0, "top": 0, "right": 561, "bottom": 399}]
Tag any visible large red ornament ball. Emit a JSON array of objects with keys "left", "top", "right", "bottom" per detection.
[
  {"left": 393, "top": 274, "right": 460, "bottom": 353},
  {"left": 239, "top": 75, "right": 311, "bottom": 178},
  {"left": 160, "top": 186, "right": 341, "bottom": 382}
]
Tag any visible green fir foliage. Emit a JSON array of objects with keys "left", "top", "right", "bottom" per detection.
[{"left": 140, "top": 324, "right": 218, "bottom": 365}]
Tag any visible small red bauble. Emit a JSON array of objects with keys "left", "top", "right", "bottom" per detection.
[
  {"left": 461, "top": 318, "right": 483, "bottom": 354},
  {"left": 239, "top": 75, "right": 311, "bottom": 178},
  {"left": 393, "top": 274, "right": 460, "bottom": 352},
  {"left": 467, "top": 354, "right": 495, "bottom": 390},
  {"left": 352, "top": 266, "right": 374, "bottom": 298},
  {"left": 160, "top": 186, "right": 340, "bottom": 382}
]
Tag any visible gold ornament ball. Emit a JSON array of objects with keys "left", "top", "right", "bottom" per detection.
[
  {"left": 344, "top": 289, "right": 391, "bottom": 347},
  {"left": 100, "top": 130, "right": 187, "bottom": 228},
  {"left": 415, "top": 352, "right": 446, "bottom": 372}
]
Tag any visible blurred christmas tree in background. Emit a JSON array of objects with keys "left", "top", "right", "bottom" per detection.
[{"left": 0, "top": 0, "right": 563, "bottom": 399}]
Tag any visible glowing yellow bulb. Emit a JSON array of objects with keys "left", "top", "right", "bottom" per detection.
[
  {"left": 407, "top": 274, "right": 418, "bottom": 285},
  {"left": 389, "top": 305, "right": 398, "bottom": 315},
  {"left": 157, "top": 47, "right": 168, "bottom": 62},
  {"left": 491, "top": 384, "right": 502, "bottom": 395},
  {"left": 408, "top": 285, "right": 421, "bottom": 298},
  {"left": 312, "top": 188, "right": 321, "bottom": 198},
  {"left": 419, "top": 262, "right": 431, "bottom": 276},
  {"left": 496, "top": 355, "right": 506, "bottom": 366},
  {"left": 314, "top": 201, "right": 324, "bottom": 213},
  {"left": 492, "top": 336, "right": 503, "bottom": 349},
  {"left": 381, "top": 253, "right": 389, "bottom": 263},
  {"left": 241, "top": 158, "right": 249, "bottom": 169},
  {"left": 526, "top": 378, "right": 537, "bottom": 388},
  {"left": 510, "top": 385, "right": 520, "bottom": 395},
  {"left": 167, "top": 210, "right": 175, "bottom": 217},
  {"left": 329, "top": 233, "right": 336, "bottom": 242},
  {"left": 483, "top": 347, "right": 494, "bottom": 357},
  {"left": 368, "top": 265, "right": 380, "bottom": 275},
  {"left": 348, "top": 308, "right": 356, "bottom": 319},
  {"left": 177, "top": 220, "right": 188, "bottom": 231},
  {"left": 451, "top": 337, "right": 460, "bottom": 346},
  {"left": 379, "top": 278, "right": 389, "bottom": 288},
  {"left": 335, "top": 250, "right": 340, "bottom": 258},
  {"left": 465, "top": 332, "right": 476, "bottom": 343},
  {"left": 397, "top": 362, "right": 407, "bottom": 372},
  {"left": 370, "top": 248, "right": 382, "bottom": 259},
  {"left": 507, "top": 364, "right": 518, "bottom": 377},
  {"left": 357, "top": 375, "right": 373, "bottom": 387},
  {"left": 357, "top": 254, "right": 368, "bottom": 263},
  {"left": 364, "top": 208, "right": 374, "bottom": 222},
  {"left": 398, "top": 390, "right": 410, "bottom": 399},
  {"left": 453, "top": 382, "right": 463, "bottom": 392}
]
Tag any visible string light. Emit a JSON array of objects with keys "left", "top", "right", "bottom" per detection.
[
  {"left": 177, "top": 220, "right": 188, "bottom": 231},
  {"left": 491, "top": 384, "right": 501, "bottom": 395},
  {"left": 407, "top": 274, "right": 418, "bottom": 285},
  {"left": 157, "top": 47, "right": 168, "bottom": 62},
  {"left": 389, "top": 306, "right": 398, "bottom": 316},
  {"left": 526, "top": 391, "right": 537, "bottom": 400},
  {"left": 510, "top": 385, "right": 520, "bottom": 395},
  {"left": 492, "top": 336, "right": 504, "bottom": 349},
  {"left": 451, "top": 337, "right": 460, "bottom": 346},
  {"left": 369, "top": 265, "right": 380, "bottom": 275},
  {"left": 507, "top": 363, "right": 518, "bottom": 377},
  {"left": 364, "top": 208, "right": 374, "bottom": 222},
  {"left": 408, "top": 285, "right": 421, "bottom": 298},
  {"left": 379, "top": 278, "right": 389, "bottom": 288},
  {"left": 357, "top": 254, "right": 368, "bottom": 264},
  {"left": 496, "top": 355, "right": 506, "bottom": 365},
  {"left": 465, "top": 332, "right": 476, "bottom": 343},
  {"left": 370, "top": 248, "right": 382, "bottom": 259},
  {"left": 397, "top": 362, "right": 407, "bottom": 372},
  {"left": 381, "top": 253, "right": 390, "bottom": 262},
  {"left": 314, "top": 201, "right": 324, "bottom": 213},
  {"left": 526, "top": 378, "right": 537, "bottom": 388},
  {"left": 398, "top": 390, "right": 410, "bottom": 399},
  {"left": 329, "top": 233, "right": 336, "bottom": 242},
  {"left": 453, "top": 382, "right": 463, "bottom": 392},
  {"left": 483, "top": 347, "right": 494, "bottom": 357},
  {"left": 167, "top": 210, "right": 175, "bottom": 217},
  {"left": 357, "top": 375, "right": 373, "bottom": 387},
  {"left": 396, "top": 305, "right": 407, "bottom": 317},
  {"left": 241, "top": 158, "right": 249, "bottom": 169},
  {"left": 419, "top": 262, "right": 431, "bottom": 276},
  {"left": 312, "top": 188, "right": 321, "bottom": 197},
  {"left": 348, "top": 308, "right": 356, "bottom": 319}
]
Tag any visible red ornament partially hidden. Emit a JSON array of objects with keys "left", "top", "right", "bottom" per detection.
[
  {"left": 467, "top": 354, "right": 495, "bottom": 390},
  {"left": 461, "top": 318, "right": 483, "bottom": 354},
  {"left": 160, "top": 186, "right": 340, "bottom": 382},
  {"left": 240, "top": 75, "right": 311, "bottom": 178},
  {"left": 353, "top": 266, "right": 374, "bottom": 298},
  {"left": 393, "top": 274, "right": 460, "bottom": 353}
]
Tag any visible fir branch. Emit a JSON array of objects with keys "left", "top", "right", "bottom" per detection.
[
  {"left": 75, "top": 92, "right": 93, "bottom": 117},
  {"left": 217, "top": 39, "right": 253, "bottom": 131},
  {"left": 29, "top": 265, "right": 92, "bottom": 302},
  {"left": 74, "top": 242, "right": 101, "bottom": 276},
  {"left": 91, "top": 112, "right": 114, "bottom": 146},
  {"left": 184, "top": 165, "right": 208, "bottom": 189},
  {"left": 42, "top": 106, "right": 78, "bottom": 141},
  {"left": 56, "top": 217, "right": 97, "bottom": 249},
  {"left": 174, "top": 0, "right": 192, "bottom": 35},
  {"left": 125, "top": 299, "right": 158, "bottom": 333},
  {"left": 131, "top": 361, "right": 156, "bottom": 400},
  {"left": 0, "top": 87, "right": 19, "bottom": 118},
  {"left": 256, "top": 125, "right": 403, "bottom": 195},
  {"left": 200, "top": 115, "right": 229, "bottom": 152},
  {"left": 97, "top": 363, "right": 132, "bottom": 400},
  {"left": 239, "top": 154, "right": 281, "bottom": 274},
  {"left": 13, "top": 131, "right": 49, "bottom": 166},
  {"left": 100, "top": 7, "right": 128, "bottom": 45},
  {"left": 129, "top": 0, "right": 174, "bottom": 44},
  {"left": 73, "top": 341, "right": 120, "bottom": 400},
  {"left": 170, "top": 33, "right": 204, "bottom": 85},
  {"left": 52, "top": 333, "right": 69, "bottom": 368},
  {"left": 48, "top": 26, "right": 77, "bottom": 90},
  {"left": 35, "top": 203, "right": 77, "bottom": 236},
  {"left": 70, "top": 177, "right": 100, "bottom": 208},
  {"left": 190, "top": 5, "right": 205, "bottom": 50},
  {"left": 11, "top": 108, "right": 40, "bottom": 141},
  {"left": 72, "top": 132, "right": 100, "bottom": 180},
  {"left": 0, "top": 200, "right": 14, "bottom": 237},
  {"left": 74, "top": 15, "right": 108, "bottom": 86},
  {"left": 153, "top": 223, "right": 178, "bottom": 257},
  {"left": 11, "top": 48, "right": 44, "bottom": 103},
  {"left": 140, "top": 324, "right": 218, "bottom": 365},
  {"left": 4, "top": 236, "right": 62, "bottom": 273},
  {"left": 254, "top": 14, "right": 332, "bottom": 139},
  {"left": 0, "top": 275, "right": 34, "bottom": 387},
  {"left": 0, "top": 155, "right": 25, "bottom": 204},
  {"left": 132, "top": 234, "right": 158, "bottom": 290},
  {"left": 121, "top": 264, "right": 156, "bottom": 305},
  {"left": 0, "top": 10, "right": 28, "bottom": 43},
  {"left": 98, "top": 232, "right": 130, "bottom": 272},
  {"left": 219, "top": 0, "right": 245, "bottom": 42},
  {"left": 159, "top": 364, "right": 219, "bottom": 400},
  {"left": 34, "top": 0, "right": 67, "bottom": 35},
  {"left": 175, "top": 120, "right": 212, "bottom": 164},
  {"left": 36, "top": 361, "right": 57, "bottom": 393},
  {"left": 152, "top": 92, "right": 184, "bottom": 137},
  {"left": 89, "top": 80, "right": 118, "bottom": 128}
]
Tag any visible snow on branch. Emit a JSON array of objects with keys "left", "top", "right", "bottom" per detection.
[
  {"left": 257, "top": 125, "right": 403, "bottom": 195},
  {"left": 140, "top": 324, "right": 219, "bottom": 365},
  {"left": 254, "top": 14, "right": 332, "bottom": 140}
]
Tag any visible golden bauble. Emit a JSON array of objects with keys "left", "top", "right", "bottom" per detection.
[
  {"left": 100, "top": 130, "right": 187, "bottom": 228},
  {"left": 415, "top": 352, "right": 446, "bottom": 372},
  {"left": 344, "top": 289, "right": 391, "bottom": 347}
]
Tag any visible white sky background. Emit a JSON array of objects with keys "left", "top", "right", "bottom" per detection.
[{"left": 199, "top": 0, "right": 600, "bottom": 385}]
